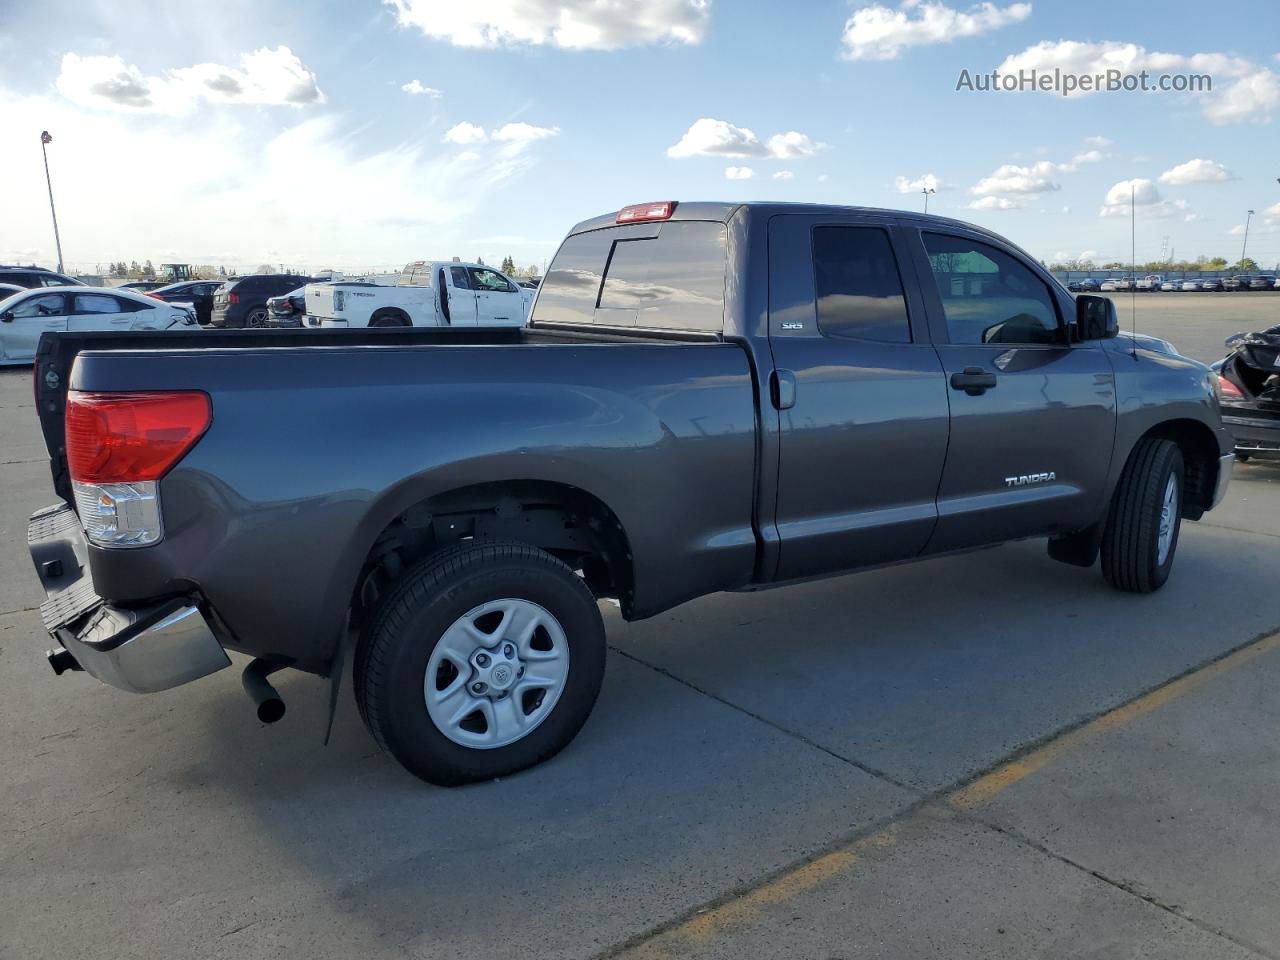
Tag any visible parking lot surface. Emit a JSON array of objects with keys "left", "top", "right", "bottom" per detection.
[{"left": 3, "top": 294, "right": 1280, "bottom": 959}]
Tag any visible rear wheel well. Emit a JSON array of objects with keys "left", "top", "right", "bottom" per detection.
[
  {"left": 370, "top": 308, "right": 410, "bottom": 327},
  {"left": 353, "top": 480, "right": 634, "bottom": 623},
  {"left": 1135, "top": 419, "right": 1219, "bottom": 519}
]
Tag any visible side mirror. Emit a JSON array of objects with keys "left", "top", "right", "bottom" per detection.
[
  {"left": 0, "top": 311, "right": 12, "bottom": 323},
  {"left": 1076, "top": 295, "right": 1118, "bottom": 341}
]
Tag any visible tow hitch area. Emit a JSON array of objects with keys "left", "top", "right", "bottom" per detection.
[{"left": 46, "top": 646, "right": 82, "bottom": 676}]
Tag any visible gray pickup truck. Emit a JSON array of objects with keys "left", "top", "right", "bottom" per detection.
[{"left": 27, "top": 201, "right": 1233, "bottom": 785}]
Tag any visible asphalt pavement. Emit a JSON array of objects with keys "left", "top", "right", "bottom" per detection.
[{"left": 2, "top": 295, "right": 1279, "bottom": 959}]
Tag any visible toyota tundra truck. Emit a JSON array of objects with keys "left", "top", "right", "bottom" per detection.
[{"left": 26, "top": 201, "right": 1234, "bottom": 786}]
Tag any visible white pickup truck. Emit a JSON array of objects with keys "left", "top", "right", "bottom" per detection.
[{"left": 305, "top": 261, "right": 533, "bottom": 328}]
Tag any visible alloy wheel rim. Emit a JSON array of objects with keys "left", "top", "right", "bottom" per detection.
[
  {"left": 423, "top": 598, "right": 570, "bottom": 749},
  {"left": 1157, "top": 473, "right": 1178, "bottom": 566}
]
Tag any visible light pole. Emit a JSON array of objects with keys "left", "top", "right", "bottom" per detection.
[
  {"left": 1240, "top": 209, "right": 1255, "bottom": 267},
  {"left": 40, "top": 131, "right": 64, "bottom": 273},
  {"left": 921, "top": 187, "right": 936, "bottom": 213}
]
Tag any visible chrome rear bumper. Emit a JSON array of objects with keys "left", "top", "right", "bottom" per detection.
[{"left": 28, "top": 503, "right": 230, "bottom": 694}]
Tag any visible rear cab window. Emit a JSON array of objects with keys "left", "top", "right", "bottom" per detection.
[{"left": 533, "top": 220, "right": 727, "bottom": 331}]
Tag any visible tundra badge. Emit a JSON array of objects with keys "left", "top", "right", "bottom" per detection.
[{"left": 1005, "top": 471, "right": 1056, "bottom": 487}]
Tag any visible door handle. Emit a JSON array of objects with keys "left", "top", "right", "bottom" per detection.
[
  {"left": 950, "top": 367, "right": 997, "bottom": 396},
  {"left": 770, "top": 368, "right": 797, "bottom": 410}
]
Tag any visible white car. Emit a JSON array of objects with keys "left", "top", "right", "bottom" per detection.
[
  {"left": 1180, "top": 280, "right": 1201, "bottom": 292},
  {"left": 0, "top": 285, "right": 196, "bottom": 365},
  {"left": 1160, "top": 280, "right": 1180, "bottom": 291},
  {"left": 305, "top": 261, "right": 533, "bottom": 329}
]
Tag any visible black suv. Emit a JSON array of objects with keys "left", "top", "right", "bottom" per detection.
[
  {"left": 0, "top": 265, "right": 82, "bottom": 288},
  {"left": 209, "top": 274, "right": 316, "bottom": 328}
]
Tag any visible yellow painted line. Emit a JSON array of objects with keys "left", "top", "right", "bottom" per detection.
[
  {"left": 611, "top": 629, "right": 1280, "bottom": 959},
  {"left": 948, "top": 629, "right": 1280, "bottom": 811},
  {"left": 616, "top": 826, "right": 898, "bottom": 960}
]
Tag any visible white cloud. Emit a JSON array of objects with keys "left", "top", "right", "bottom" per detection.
[
  {"left": 667, "top": 118, "right": 824, "bottom": 159},
  {"left": 668, "top": 117, "right": 765, "bottom": 157},
  {"left": 895, "top": 173, "right": 941, "bottom": 193},
  {"left": 443, "top": 121, "right": 488, "bottom": 144},
  {"left": 1071, "top": 149, "right": 1105, "bottom": 165},
  {"left": 971, "top": 160, "right": 1064, "bottom": 197},
  {"left": 817, "top": 174, "right": 830, "bottom": 182},
  {"left": 56, "top": 47, "right": 324, "bottom": 114},
  {"left": 765, "top": 131, "right": 826, "bottom": 158},
  {"left": 1080, "top": 249, "right": 1098, "bottom": 259},
  {"left": 401, "top": 79, "right": 442, "bottom": 97},
  {"left": 492, "top": 122, "right": 560, "bottom": 144},
  {"left": 840, "top": 1, "right": 1031, "bottom": 60},
  {"left": 1099, "top": 178, "right": 1184, "bottom": 218},
  {"left": 1157, "top": 158, "right": 1233, "bottom": 184},
  {"left": 995, "top": 40, "right": 1280, "bottom": 123},
  {"left": 385, "top": 0, "right": 710, "bottom": 50},
  {"left": 968, "top": 195, "right": 1019, "bottom": 210},
  {"left": 773, "top": 170, "right": 794, "bottom": 180},
  {"left": 1084, "top": 135, "right": 1112, "bottom": 146},
  {"left": 725, "top": 166, "right": 755, "bottom": 180}
]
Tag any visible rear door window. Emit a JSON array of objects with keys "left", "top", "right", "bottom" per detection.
[
  {"left": 73, "top": 294, "right": 122, "bottom": 314},
  {"left": 812, "top": 226, "right": 912, "bottom": 342},
  {"left": 534, "top": 221, "right": 726, "bottom": 331},
  {"left": 449, "top": 266, "right": 471, "bottom": 289}
]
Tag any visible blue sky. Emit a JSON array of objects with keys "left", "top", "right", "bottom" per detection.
[{"left": 1, "top": 0, "right": 1278, "bottom": 274}]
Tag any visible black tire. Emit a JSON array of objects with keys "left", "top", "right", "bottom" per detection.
[
  {"left": 369, "top": 311, "right": 409, "bottom": 327},
  {"left": 1101, "top": 438, "right": 1185, "bottom": 593},
  {"left": 355, "top": 540, "right": 606, "bottom": 786},
  {"left": 1235, "top": 451, "right": 1250, "bottom": 463},
  {"left": 245, "top": 306, "right": 269, "bottom": 328}
]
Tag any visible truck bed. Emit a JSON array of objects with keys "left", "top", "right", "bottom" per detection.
[{"left": 34, "top": 324, "right": 720, "bottom": 504}]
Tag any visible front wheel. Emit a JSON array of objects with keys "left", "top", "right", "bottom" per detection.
[
  {"left": 355, "top": 541, "right": 606, "bottom": 786},
  {"left": 1101, "top": 438, "right": 1185, "bottom": 593}
]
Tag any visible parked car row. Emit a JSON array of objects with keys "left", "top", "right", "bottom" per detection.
[
  {"left": 1066, "top": 274, "right": 1279, "bottom": 293},
  {"left": 0, "top": 284, "right": 196, "bottom": 364}
]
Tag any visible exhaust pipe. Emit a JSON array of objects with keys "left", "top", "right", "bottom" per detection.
[{"left": 241, "top": 658, "right": 286, "bottom": 724}]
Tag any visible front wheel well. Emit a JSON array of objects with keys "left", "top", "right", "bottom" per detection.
[
  {"left": 1133, "top": 419, "right": 1220, "bottom": 519},
  {"left": 352, "top": 480, "right": 634, "bottom": 624}
]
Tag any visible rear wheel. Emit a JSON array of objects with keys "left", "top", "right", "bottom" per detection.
[
  {"left": 1101, "top": 438, "right": 1184, "bottom": 593},
  {"left": 355, "top": 541, "right": 606, "bottom": 786},
  {"left": 370, "top": 310, "right": 409, "bottom": 327},
  {"left": 245, "top": 306, "right": 269, "bottom": 328}
]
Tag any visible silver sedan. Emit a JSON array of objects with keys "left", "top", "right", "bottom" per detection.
[{"left": 0, "top": 285, "right": 197, "bottom": 365}]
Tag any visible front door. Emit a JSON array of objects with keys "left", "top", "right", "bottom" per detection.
[
  {"left": 908, "top": 229, "right": 1117, "bottom": 553},
  {"left": 767, "top": 214, "right": 951, "bottom": 581},
  {"left": 3, "top": 293, "right": 68, "bottom": 361},
  {"left": 470, "top": 267, "right": 523, "bottom": 325}
]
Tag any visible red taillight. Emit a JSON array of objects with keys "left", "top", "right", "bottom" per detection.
[
  {"left": 146, "top": 292, "right": 164, "bottom": 301},
  {"left": 66, "top": 391, "right": 211, "bottom": 483},
  {"left": 616, "top": 201, "right": 676, "bottom": 224},
  {"left": 227, "top": 292, "right": 240, "bottom": 304},
  {"left": 1218, "top": 375, "right": 1245, "bottom": 400}
]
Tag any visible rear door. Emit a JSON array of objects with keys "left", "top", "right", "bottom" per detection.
[
  {"left": 66, "top": 292, "right": 133, "bottom": 333},
  {"left": 441, "top": 266, "right": 478, "bottom": 324},
  {"left": 767, "top": 214, "right": 951, "bottom": 580},
  {"left": 905, "top": 228, "right": 1117, "bottom": 552},
  {"left": 2, "top": 292, "right": 68, "bottom": 361}
]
